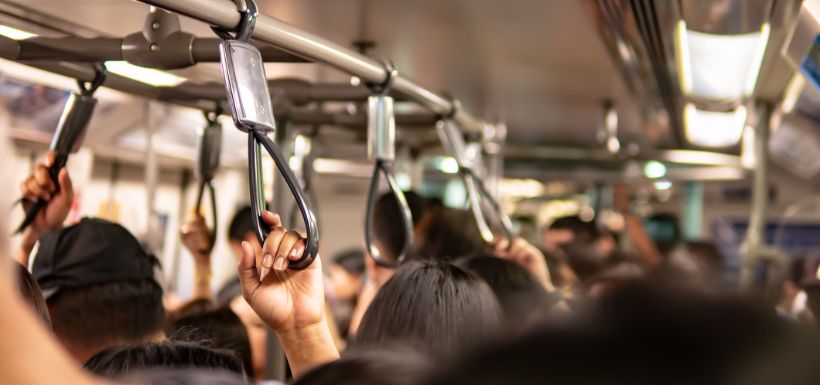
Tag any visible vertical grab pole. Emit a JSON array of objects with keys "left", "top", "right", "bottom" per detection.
[{"left": 740, "top": 104, "right": 772, "bottom": 292}]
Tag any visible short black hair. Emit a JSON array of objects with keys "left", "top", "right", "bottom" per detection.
[
  {"left": 372, "top": 191, "right": 427, "bottom": 261},
  {"left": 84, "top": 340, "right": 245, "bottom": 378},
  {"left": 413, "top": 207, "right": 486, "bottom": 262},
  {"left": 456, "top": 255, "right": 558, "bottom": 324},
  {"left": 546, "top": 216, "right": 594, "bottom": 239},
  {"left": 15, "top": 262, "right": 51, "bottom": 327},
  {"left": 168, "top": 300, "right": 253, "bottom": 378},
  {"left": 353, "top": 259, "right": 500, "bottom": 356},
  {"left": 47, "top": 279, "right": 165, "bottom": 355},
  {"left": 424, "top": 283, "right": 820, "bottom": 385},
  {"left": 332, "top": 249, "right": 366, "bottom": 276},
  {"left": 294, "top": 347, "right": 432, "bottom": 385},
  {"left": 228, "top": 205, "right": 255, "bottom": 243},
  {"left": 122, "top": 369, "right": 245, "bottom": 385}
]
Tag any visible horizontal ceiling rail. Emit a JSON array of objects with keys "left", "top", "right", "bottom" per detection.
[{"left": 135, "top": 0, "right": 486, "bottom": 134}]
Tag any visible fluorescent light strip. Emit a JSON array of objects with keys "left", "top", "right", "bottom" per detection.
[
  {"left": 104, "top": 61, "right": 186, "bottom": 87},
  {"left": 676, "top": 20, "right": 694, "bottom": 95},
  {"left": 744, "top": 23, "right": 771, "bottom": 96},
  {"left": 0, "top": 25, "right": 35, "bottom": 40},
  {"left": 684, "top": 103, "right": 747, "bottom": 147},
  {"left": 676, "top": 20, "right": 770, "bottom": 100}
]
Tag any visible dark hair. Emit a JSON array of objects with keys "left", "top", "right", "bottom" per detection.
[
  {"left": 425, "top": 283, "right": 820, "bottom": 385},
  {"left": 332, "top": 248, "right": 366, "bottom": 276},
  {"left": 293, "top": 347, "right": 432, "bottom": 385},
  {"left": 372, "top": 191, "right": 427, "bottom": 261},
  {"left": 47, "top": 279, "right": 165, "bottom": 355},
  {"left": 122, "top": 369, "right": 245, "bottom": 385},
  {"left": 560, "top": 242, "right": 610, "bottom": 283},
  {"left": 456, "top": 255, "right": 556, "bottom": 325},
  {"left": 353, "top": 259, "right": 500, "bottom": 356},
  {"left": 414, "top": 207, "right": 486, "bottom": 262},
  {"left": 547, "top": 216, "right": 593, "bottom": 238},
  {"left": 228, "top": 205, "right": 254, "bottom": 243},
  {"left": 84, "top": 340, "right": 244, "bottom": 378},
  {"left": 167, "top": 300, "right": 253, "bottom": 378},
  {"left": 15, "top": 263, "right": 51, "bottom": 327}
]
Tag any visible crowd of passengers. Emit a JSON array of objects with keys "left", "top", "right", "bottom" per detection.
[{"left": 3, "top": 149, "right": 820, "bottom": 385}]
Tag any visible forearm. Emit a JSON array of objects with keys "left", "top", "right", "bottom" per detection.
[
  {"left": 192, "top": 262, "right": 212, "bottom": 299},
  {"left": 625, "top": 215, "right": 662, "bottom": 268},
  {"left": 278, "top": 319, "right": 340, "bottom": 377},
  {"left": 15, "top": 230, "right": 39, "bottom": 267}
]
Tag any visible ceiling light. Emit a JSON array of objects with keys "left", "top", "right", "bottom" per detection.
[
  {"left": 434, "top": 156, "right": 460, "bottom": 174},
  {"left": 654, "top": 181, "right": 673, "bottom": 190},
  {"left": 0, "top": 25, "right": 35, "bottom": 40},
  {"left": 605, "top": 106, "right": 620, "bottom": 154},
  {"left": 676, "top": 20, "right": 770, "bottom": 100},
  {"left": 684, "top": 103, "right": 747, "bottom": 147},
  {"left": 644, "top": 160, "right": 667, "bottom": 179},
  {"left": 104, "top": 61, "right": 186, "bottom": 87}
]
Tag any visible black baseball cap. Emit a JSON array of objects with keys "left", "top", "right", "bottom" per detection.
[{"left": 32, "top": 218, "right": 158, "bottom": 299}]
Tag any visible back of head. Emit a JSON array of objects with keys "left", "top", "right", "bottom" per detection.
[
  {"left": 228, "top": 205, "right": 254, "bottom": 243},
  {"left": 122, "top": 369, "right": 245, "bottom": 385},
  {"left": 84, "top": 340, "right": 244, "bottom": 379},
  {"left": 456, "top": 255, "right": 555, "bottom": 325},
  {"left": 31, "top": 218, "right": 164, "bottom": 359},
  {"left": 372, "top": 191, "right": 427, "bottom": 261},
  {"left": 15, "top": 262, "right": 51, "bottom": 327},
  {"left": 294, "top": 347, "right": 433, "bottom": 385},
  {"left": 547, "top": 216, "right": 593, "bottom": 241},
  {"left": 332, "top": 248, "right": 366, "bottom": 277},
  {"left": 426, "top": 283, "right": 820, "bottom": 385},
  {"left": 414, "top": 207, "right": 486, "bottom": 262},
  {"left": 168, "top": 300, "right": 253, "bottom": 378},
  {"left": 354, "top": 259, "right": 500, "bottom": 356}
]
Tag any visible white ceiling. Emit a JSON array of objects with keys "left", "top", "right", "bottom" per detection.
[{"left": 11, "top": 0, "right": 643, "bottom": 148}]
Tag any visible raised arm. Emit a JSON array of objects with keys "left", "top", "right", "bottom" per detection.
[
  {"left": 16, "top": 151, "right": 74, "bottom": 266},
  {"left": 180, "top": 214, "right": 216, "bottom": 299},
  {"left": 236, "top": 211, "right": 339, "bottom": 377}
]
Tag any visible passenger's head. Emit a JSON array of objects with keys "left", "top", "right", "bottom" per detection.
[
  {"left": 168, "top": 299, "right": 254, "bottom": 379},
  {"left": 31, "top": 218, "right": 165, "bottom": 362},
  {"left": 662, "top": 240, "right": 726, "bottom": 291},
  {"left": 228, "top": 205, "right": 258, "bottom": 258},
  {"left": 329, "top": 248, "right": 366, "bottom": 301},
  {"left": 293, "top": 347, "right": 433, "bottom": 385},
  {"left": 15, "top": 262, "right": 51, "bottom": 327},
  {"left": 561, "top": 241, "right": 613, "bottom": 283},
  {"left": 120, "top": 369, "right": 245, "bottom": 385},
  {"left": 456, "top": 254, "right": 553, "bottom": 326},
  {"left": 541, "top": 216, "right": 592, "bottom": 251},
  {"left": 426, "top": 283, "right": 820, "bottom": 385},
  {"left": 353, "top": 259, "right": 501, "bottom": 356},
  {"left": 84, "top": 340, "right": 244, "bottom": 379},
  {"left": 414, "top": 207, "right": 486, "bottom": 262},
  {"left": 644, "top": 212, "right": 681, "bottom": 255},
  {"left": 371, "top": 191, "right": 427, "bottom": 263}
]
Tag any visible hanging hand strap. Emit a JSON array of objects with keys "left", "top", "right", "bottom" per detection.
[
  {"left": 215, "top": 0, "right": 319, "bottom": 269},
  {"left": 364, "top": 62, "right": 414, "bottom": 267},
  {"left": 436, "top": 117, "right": 514, "bottom": 244},
  {"left": 16, "top": 63, "right": 107, "bottom": 234},
  {"left": 248, "top": 130, "right": 319, "bottom": 270},
  {"left": 193, "top": 107, "right": 222, "bottom": 236}
]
